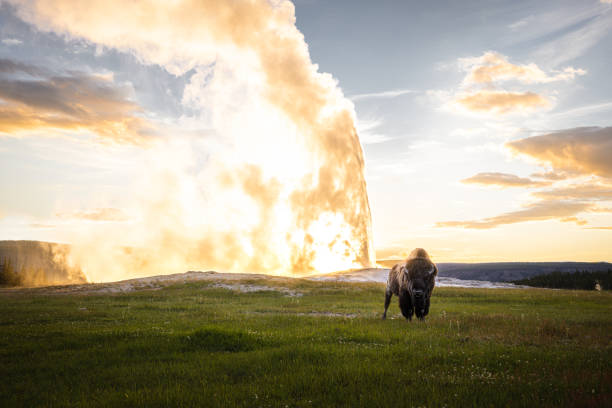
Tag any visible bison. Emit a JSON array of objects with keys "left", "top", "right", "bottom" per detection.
[{"left": 382, "top": 248, "right": 437, "bottom": 321}]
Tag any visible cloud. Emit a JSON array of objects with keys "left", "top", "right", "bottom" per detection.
[
  {"left": 532, "top": 9, "right": 612, "bottom": 66},
  {"left": 550, "top": 101, "right": 612, "bottom": 120},
  {"left": 29, "top": 223, "right": 55, "bottom": 229},
  {"left": 447, "top": 51, "right": 584, "bottom": 117},
  {"left": 355, "top": 117, "right": 394, "bottom": 145},
  {"left": 506, "top": 127, "right": 612, "bottom": 178},
  {"left": 1, "top": 38, "right": 23, "bottom": 46},
  {"left": 350, "top": 88, "right": 415, "bottom": 101},
  {"left": 584, "top": 226, "right": 612, "bottom": 229},
  {"left": 443, "top": 131, "right": 612, "bottom": 230},
  {"left": 461, "top": 172, "right": 550, "bottom": 188},
  {"left": 436, "top": 201, "right": 595, "bottom": 229},
  {"left": 559, "top": 216, "right": 588, "bottom": 225},
  {"left": 359, "top": 133, "right": 394, "bottom": 144},
  {"left": 460, "top": 52, "right": 585, "bottom": 84},
  {"left": 508, "top": 17, "right": 532, "bottom": 31},
  {"left": 0, "top": 58, "right": 46, "bottom": 75},
  {"left": 532, "top": 183, "right": 612, "bottom": 201},
  {"left": 0, "top": 58, "right": 154, "bottom": 144},
  {"left": 530, "top": 171, "right": 568, "bottom": 181},
  {"left": 455, "top": 90, "right": 550, "bottom": 115},
  {"left": 56, "top": 208, "right": 130, "bottom": 222}
]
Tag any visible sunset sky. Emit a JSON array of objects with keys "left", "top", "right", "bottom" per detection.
[{"left": 0, "top": 0, "right": 611, "bottom": 275}]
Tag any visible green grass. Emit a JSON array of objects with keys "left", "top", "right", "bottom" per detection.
[{"left": 1, "top": 278, "right": 611, "bottom": 407}]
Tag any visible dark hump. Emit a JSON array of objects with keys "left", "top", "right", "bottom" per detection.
[{"left": 407, "top": 248, "right": 430, "bottom": 261}]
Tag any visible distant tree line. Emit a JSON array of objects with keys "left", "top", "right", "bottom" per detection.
[
  {"left": 512, "top": 269, "right": 611, "bottom": 290},
  {"left": 0, "top": 257, "right": 22, "bottom": 286},
  {"left": 0, "top": 257, "right": 48, "bottom": 287}
]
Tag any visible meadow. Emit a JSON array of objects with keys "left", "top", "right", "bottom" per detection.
[{"left": 1, "top": 277, "right": 610, "bottom": 407}]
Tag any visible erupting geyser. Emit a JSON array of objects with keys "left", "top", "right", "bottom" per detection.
[{"left": 9, "top": 0, "right": 375, "bottom": 281}]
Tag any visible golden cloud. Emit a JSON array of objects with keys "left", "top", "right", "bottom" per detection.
[
  {"left": 530, "top": 171, "right": 568, "bottom": 181},
  {"left": 461, "top": 52, "right": 585, "bottom": 84},
  {"left": 462, "top": 172, "right": 550, "bottom": 188},
  {"left": 559, "top": 216, "right": 587, "bottom": 225},
  {"left": 443, "top": 178, "right": 612, "bottom": 229},
  {"left": 0, "top": 58, "right": 154, "bottom": 144},
  {"left": 436, "top": 201, "right": 595, "bottom": 229},
  {"left": 29, "top": 223, "right": 56, "bottom": 229},
  {"left": 455, "top": 90, "right": 550, "bottom": 114},
  {"left": 444, "top": 127, "right": 612, "bottom": 230},
  {"left": 533, "top": 183, "right": 612, "bottom": 201},
  {"left": 450, "top": 51, "right": 582, "bottom": 117},
  {"left": 56, "top": 208, "right": 130, "bottom": 222},
  {"left": 506, "top": 127, "right": 612, "bottom": 178}
]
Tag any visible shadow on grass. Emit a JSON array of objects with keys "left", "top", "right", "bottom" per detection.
[{"left": 182, "top": 327, "right": 263, "bottom": 352}]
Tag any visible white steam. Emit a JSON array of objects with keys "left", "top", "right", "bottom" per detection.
[{"left": 8, "top": 0, "right": 375, "bottom": 281}]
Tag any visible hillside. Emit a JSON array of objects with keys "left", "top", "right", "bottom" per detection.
[
  {"left": 513, "top": 269, "right": 612, "bottom": 290},
  {"left": 379, "top": 259, "right": 612, "bottom": 282}
]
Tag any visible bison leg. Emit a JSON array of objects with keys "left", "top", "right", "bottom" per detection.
[
  {"left": 382, "top": 291, "right": 392, "bottom": 319},
  {"left": 398, "top": 292, "right": 413, "bottom": 321},
  {"left": 424, "top": 296, "right": 431, "bottom": 317}
]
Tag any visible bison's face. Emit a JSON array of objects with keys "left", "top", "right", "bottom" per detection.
[{"left": 412, "top": 278, "right": 427, "bottom": 320}]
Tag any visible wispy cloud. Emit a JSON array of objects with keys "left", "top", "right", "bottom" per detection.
[
  {"left": 532, "top": 183, "right": 612, "bottom": 201},
  {"left": 436, "top": 201, "right": 594, "bottom": 229},
  {"left": 350, "top": 88, "right": 415, "bottom": 101},
  {"left": 56, "top": 208, "right": 130, "bottom": 222},
  {"left": 503, "top": 3, "right": 612, "bottom": 67},
  {"left": 462, "top": 172, "right": 550, "bottom": 188},
  {"left": 549, "top": 101, "right": 612, "bottom": 120},
  {"left": 29, "top": 223, "right": 55, "bottom": 229},
  {"left": 1, "top": 38, "right": 23, "bottom": 46},
  {"left": 532, "top": 9, "right": 612, "bottom": 66},
  {"left": 355, "top": 117, "right": 395, "bottom": 145},
  {"left": 508, "top": 16, "right": 533, "bottom": 31},
  {"left": 531, "top": 171, "right": 568, "bottom": 181}
]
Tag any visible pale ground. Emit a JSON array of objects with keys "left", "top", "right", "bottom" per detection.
[
  {"left": 2, "top": 271, "right": 302, "bottom": 295},
  {"left": 313, "top": 268, "right": 526, "bottom": 288},
  {"left": 0, "top": 268, "right": 525, "bottom": 295}
]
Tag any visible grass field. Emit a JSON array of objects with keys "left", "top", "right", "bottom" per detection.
[{"left": 1, "top": 276, "right": 611, "bottom": 407}]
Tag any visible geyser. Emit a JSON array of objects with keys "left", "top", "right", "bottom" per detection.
[{"left": 9, "top": 0, "right": 375, "bottom": 281}]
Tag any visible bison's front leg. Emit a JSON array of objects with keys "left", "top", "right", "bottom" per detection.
[
  {"left": 424, "top": 296, "right": 431, "bottom": 317},
  {"left": 398, "top": 291, "right": 414, "bottom": 321},
  {"left": 382, "top": 290, "right": 392, "bottom": 319}
]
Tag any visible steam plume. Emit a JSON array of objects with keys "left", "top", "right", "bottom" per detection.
[{"left": 8, "top": 0, "right": 374, "bottom": 281}]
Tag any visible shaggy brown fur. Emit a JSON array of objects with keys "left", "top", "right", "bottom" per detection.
[{"left": 382, "top": 248, "right": 438, "bottom": 321}]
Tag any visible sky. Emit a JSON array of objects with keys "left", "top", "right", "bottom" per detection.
[
  {"left": 294, "top": 0, "right": 612, "bottom": 262},
  {"left": 0, "top": 0, "right": 611, "bottom": 278}
]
